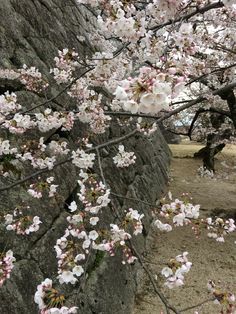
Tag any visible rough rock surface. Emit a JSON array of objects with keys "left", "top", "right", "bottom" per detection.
[
  {"left": 0, "top": 1, "right": 171, "bottom": 313},
  {"left": 158, "top": 122, "right": 181, "bottom": 144}
]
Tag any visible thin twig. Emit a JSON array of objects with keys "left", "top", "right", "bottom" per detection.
[
  {"left": 110, "top": 195, "right": 177, "bottom": 314},
  {"left": 149, "top": 2, "right": 224, "bottom": 32},
  {"left": 21, "top": 67, "right": 94, "bottom": 114},
  {"left": 0, "top": 67, "right": 95, "bottom": 127},
  {"left": 96, "top": 147, "right": 106, "bottom": 185},
  {"left": 187, "top": 63, "right": 236, "bottom": 86},
  {"left": 130, "top": 242, "right": 180, "bottom": 314},
  {"left": 179, "top": 298, "right": 214, "bottom": 312},
  {"left": 110, "top": 192, "right": 159, "bottom": 207},
  {"left": 104, "top": 82, "right": 236, "bottom": 122},
  {"left": 158, "top": 81, "right": 236, "bottom": 122}
]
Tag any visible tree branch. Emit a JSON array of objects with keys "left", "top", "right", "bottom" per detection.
[
  {"left": 186, "top": 63, "right": 236, "bottom": 86},
  {"left": 158, "top": 81, "right": 236, "bottom": 122},
  {"left": 149, "top": 1, "right": 224, "bottom": 32},
  {"left": 104, "top": 82, "right": 236, "bottom": 124},
  {"left": 187, "top": 107, "right": 231, "bottom": 139},
  {"left": 0, "top": 129, "right": 138, "bottom": 192}
]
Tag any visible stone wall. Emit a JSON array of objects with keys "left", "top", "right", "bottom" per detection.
[{"left": 0, "top": 1, "right": 171, "bottom": 313}]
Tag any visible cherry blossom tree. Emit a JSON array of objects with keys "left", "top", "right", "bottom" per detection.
[{"left": 0, "top": 0, "right": 236, "bottom": 313}]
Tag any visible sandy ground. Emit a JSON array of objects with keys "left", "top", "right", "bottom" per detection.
[{"left": 132, "top": 141, "right": 236, "bottom": 314}]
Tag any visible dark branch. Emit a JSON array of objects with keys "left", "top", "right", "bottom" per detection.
[{"left": 149, "top": 1, "right": 224, "bottom": 32}]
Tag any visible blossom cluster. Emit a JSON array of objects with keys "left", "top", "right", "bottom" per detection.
[
  {"left": 2, "top": 108, "right": 75, "bottom": 134},
  {"left": 13, "top": 138, "right": 69, "bottom": 175},
  {"left": 4, "top": 209, "right": 41, "bottom": 235},
  {"left": 0, "top": 65, "right": 48, "bottom": 93},
  {"left": 154, "top": 192, "right": 236, "bottom": 243},
  {"left": 19, "top": 64, "right": 48, "bottom": 92},
  {"left": 34, "top": 278, "right": 78, "bottom": 313},
  {"left": 54, "top": 171, "right": 145, "bottom": 283},
  {"left": 0, "top": 68, "right": 20, "bottom": 80},
  {"left": 27, "top": 177, "right": 58, "bottom": 199},
  {"left": 93, "top": 223, "right": 138, "bottom": 265},
  {"left": 0, "top": 250, "right": 15, "bottom": 287},
  {"left": 125, "top": 208, "right": 144, "bottom": 236},
  {"left": 0, "top": 139, "right": 17, "bottom": 156},
  {"left": 206, "top": 217, "right": 236, "bottom": 242},
  {"left": 70, "top": 88, "right": 112, "bottom": 134},
  {"left": 161, "top": 252, "right": 192, "bottom": 289},
  {"left": 197, "top": 166, "right": 214, "bottom": 179},
  {"left": 136, "top": 118, "right": 158, "bottom": 136},
  {"left": 207, "top": 280, "right": 235, "bottom": 313},
  {"left": 77, "top": 173, "right": 110, "bottom": 214},
  {"left": 154, "top": 192, "right": 200, "bottom": 231},
  {"left": 50, "top": 49, "right": 79, "bottom": 84},
  {"left": 113, "top": 145, "right": 136, "bottom": 168},
  {"left": 0, "top": 91, "right": 21, "bottom": 116},
  {"left": 113, "top": 67, "right": 184, "bottom": 115},
  {"left": 71, "top": 149, "right": 95, "bottom": 169},
  {"left": 93, "top": 207, "right": 144, "bottom": 264},
  {"left": 54, "top": 173, "right": 111, "bottom": 284}
]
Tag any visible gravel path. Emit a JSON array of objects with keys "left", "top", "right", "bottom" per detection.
[{"left": 132, "top": 143, "right": 236, "bottom": 314}]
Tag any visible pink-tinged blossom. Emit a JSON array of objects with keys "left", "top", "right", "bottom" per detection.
[
  {"left": 50, "top": 49, "right": 79, "bottom": 84},
  {"left": 19, "top": 64, "right": 48, "bottom": 92},
  {"left": 206, "top": 217, "right": 236, "bottom": 242},
  {"left": 123, "top": 100, "right": 139, "bottom": 114},
  {"left": 34, "top": 278, "right": 78, "bottom": 313},
  {"left": 74, "top": 254, "right": 85, "bottom": 262},
  {"left": 114, "top": 86, "right": 128, "bottom": 101},
  {"left": 125, "top": 208, "right": 144, "bottom": 235},
  {"left": 77, "top": 176, "right": 110, "bottom": 214},
  {"left": 28, "top": 188, "right": 43, "bottom": 199},
  {"left": 173, "top": 212, "right": 186, "bottom": 226},
  {"left": 207, "top": 280, "right": 236, "bottom": 310},
  {"left": 59, "top": 271, "right": 78, "bottom": 285},
  {"left": 48, "top": 184, "right": 58, "bottom": 197},
  {"left": 0, "top": 250, "right": 15, "bottom": 287},
  {"left": 4, "top": 212, "right": 42, "bottom": 235},
  {"left": 161, "top": 267, "right": 173, "bottom": 278},
  {"left": 161, "top": 252, "right": 192, "bottom": 289},
  {"left": 89, "top": 230, "right": 99, "bottom": 240}
]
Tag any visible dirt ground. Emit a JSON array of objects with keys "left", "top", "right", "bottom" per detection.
[{"left": 132, "top": 140, "right": 236, "bottom": 314}]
